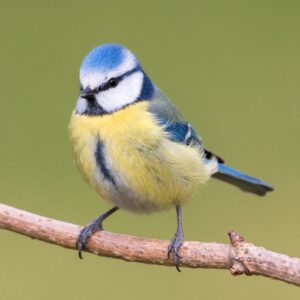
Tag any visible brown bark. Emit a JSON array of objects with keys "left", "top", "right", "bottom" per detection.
[{"left": 0, "top": 203, "right": 299, "bottom": 286}]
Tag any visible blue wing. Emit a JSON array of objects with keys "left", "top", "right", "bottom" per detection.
[
  {"left": 157, "top": 119, "right": 202, "bottom": 146},
  {"left": 148, "top": 88, "right": 224, "bottom": 161},
  {"left": 147, "top": 89, "right": 203, "bottom": 147}
]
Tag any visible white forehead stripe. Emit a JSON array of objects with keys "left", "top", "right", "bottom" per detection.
[{"left": 80, "top": 49, "right": 138, "bottom": 89}]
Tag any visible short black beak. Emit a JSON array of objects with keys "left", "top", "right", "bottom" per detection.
[{"left": 80, "top": 87, "right": 96, "bottom": 101}]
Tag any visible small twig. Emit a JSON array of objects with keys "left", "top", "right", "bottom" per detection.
[{"left": 0, "top": 203, "right": 299, "bottom": 286}]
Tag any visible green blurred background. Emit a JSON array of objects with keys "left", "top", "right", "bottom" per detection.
[{"left": 0, "top": 1, "right": 299, "bottom": 299}]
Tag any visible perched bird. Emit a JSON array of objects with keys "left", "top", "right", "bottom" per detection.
[{"left": 69, "top": 43, "right": 273, "bottom": 270}]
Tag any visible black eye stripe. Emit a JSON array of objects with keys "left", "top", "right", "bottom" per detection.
[
  {"left": 97, "top": 66, "right": 140, "bottom": 92},
  {"left": 97, "top": 80, "right": 117, "bottom": 92},
  {"left": 96, "top": 77, "right": 118, "bottom": 92}
]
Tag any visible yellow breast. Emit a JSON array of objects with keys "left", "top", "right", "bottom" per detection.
[{"left": 68, "top": 102, "right": 210, "bottom": 212}]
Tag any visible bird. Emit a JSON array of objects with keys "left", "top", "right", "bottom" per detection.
[{"left": 68, "top": 43, "right": 273, "bottom": 271}]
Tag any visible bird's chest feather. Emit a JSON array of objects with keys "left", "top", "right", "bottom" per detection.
[{"left": 69, "top": 102, "right": 208, "bottom": 212}]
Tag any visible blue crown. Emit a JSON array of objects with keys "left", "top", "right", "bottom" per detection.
[{"left": 80, "top": 44, "right": 132, "bottom": 74}]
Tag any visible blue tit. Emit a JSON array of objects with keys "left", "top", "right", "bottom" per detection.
[{"left": 68, "top": 43, "right": 273, "bottom": 270}]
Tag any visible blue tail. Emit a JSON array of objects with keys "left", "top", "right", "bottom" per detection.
[{"left": 212, "top": 164, "right": 274, "bottom": 196}]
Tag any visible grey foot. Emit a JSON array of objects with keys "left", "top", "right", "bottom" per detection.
[
  {"left": 76, "top": 206, "right": 119, "bottom": 259},
  {"left": 167, "top": 230, "right": 184, "bottom": 272},
  {"left": 76, "top": 220, "right": 103, "bottom": 259}
]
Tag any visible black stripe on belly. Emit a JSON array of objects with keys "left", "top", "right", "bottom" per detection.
[{"left": 95, "top": 140, "right": 116, "bottom": 185}]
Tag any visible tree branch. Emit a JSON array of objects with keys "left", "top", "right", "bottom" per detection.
[{"left": 0, "top": 203, "right": 299, "bottom": 286}]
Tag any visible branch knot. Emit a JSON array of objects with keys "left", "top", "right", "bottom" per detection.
[{"left": 228, "top": 230, "right": 251, "bottom": 276}]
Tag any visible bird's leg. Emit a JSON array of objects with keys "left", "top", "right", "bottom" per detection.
[
  {"left": 167, "top": 204, "right": 184, "bottom": 272},
  {"left": 76, "top": 206, "right": 119, "bottom": 259}
]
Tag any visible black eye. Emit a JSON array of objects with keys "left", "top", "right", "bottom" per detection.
[{"left": 108, "top": 78, "right": 118, "bottom": 88}]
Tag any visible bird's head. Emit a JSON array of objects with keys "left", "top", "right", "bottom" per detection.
[{"left": 76, "top": 43, "right": 154, "bottom": 115}]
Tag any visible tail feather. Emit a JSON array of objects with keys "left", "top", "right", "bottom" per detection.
[{"left": 212, "top": 163, "right": 274, "bottom": 196}]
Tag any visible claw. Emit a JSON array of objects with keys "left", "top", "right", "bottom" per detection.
[
  {"left": 76, "top": 228, "right": 88, "bottom": 259},
  {"left": 76, "top": 235, "right": 86, "bottom": 259}
]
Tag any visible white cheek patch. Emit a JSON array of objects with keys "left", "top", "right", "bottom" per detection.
[
  {"left": 96, "top": 71, "right": 143, "bottom": 112},
  {"left": 75, "top": 97, "right": 88, "bottom": 114}
]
